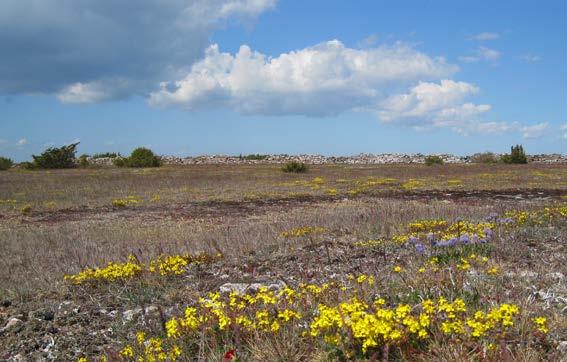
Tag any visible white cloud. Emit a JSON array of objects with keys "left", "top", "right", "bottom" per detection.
[
  {"left": 16, "top": 138, "right": 27, "bottom": 146},
  {"left": 148, "top": 39, "right": 548, "bottom": 137},
  {"left": 518, "top": 54, "right": 542, "bottom": 63},
  {"left": 459, "top": 46, "right": 501, "bottom": 63},
  {"left": 520, "top": 123, "right": 548, "bottom": 139},
  {"left": 377, "top": 80, "right": 506, "bottom": 134},
  {"left": 150, "top": 41, "right": 458, "bottom": 116},
  {"left": 57, "top": 79, "right": 137, "bottom": 104},
  {"left": 468, "top": 32, "right": 499, "bottom": 41},
  {"left": 478, "top": 46, "right": 501, "bottom": 61}
]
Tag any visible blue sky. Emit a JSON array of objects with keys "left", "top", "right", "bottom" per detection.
[{"left": 1, "top": 0, "right": 566, "bottom": 161}]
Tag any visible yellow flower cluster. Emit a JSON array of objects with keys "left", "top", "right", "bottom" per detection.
[
  {"left": 115, "top": 278, "right": 541, "bottom": 360},
  {"left": 64, "top": 255, "right": 142, "bottom": 285},
  {"left": 464, "top": 304, "right": 520, "bottom": 337},
  {"left": 533, "top": 316, "right": 549, "bottom": 334},
  {"left": 112, "top": 195, "right": 141, "bottom": 207},
  {"left": 0, "top": 199, "right": 17, "bottom": 205},
  {"left": 121, "top": 336, "right": 181, "bottom": 362},
  {"left": 505, "top": 204, "right": 567, "bottom": 226},
  {"left": 148, "top": 253, "right": 220, "bottom": 276},
  {"left": 281, "top": 226, "right": 326, "bottom": 238},
  {"left": 354, "top": 238, "right": 385, "bottom": 248},
  {"left": 401, "top": 179, "right": 424, "bottom": 190},
  {"left": 311, "top": 296, "right": 523, "bottom": 354},
  {"left": 392, "top": 219, "right": 495, "bottom": 245},
  {"left": 64, "top": 253, "right": 222, "bottom": 284}
]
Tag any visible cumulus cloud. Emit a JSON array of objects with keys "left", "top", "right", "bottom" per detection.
[
  {"left": 16, "top": 138, "right": 28, "bottom": 146},
  {"left": 377, "top": 80, "right": 506, "bottom": 134},
  {"left": 150, "top": 41, "right": 458, "bottom": 116},
  {"left": 468, "top": 32, "right": 500, "bottom": 41},
  {"left": 458, "top": 46, "right": 501, "bottom": 63},
  {"left": 518, "top": 54, "right": 542, "bottom": 63},
  {"left": 149, "top": 41, "right": 520, "bottom": 134},
  {"left": 520, "top": 123, "right": 548, "bottom": 139},
  {"left": 0, "top": 0, "right": 275, "bottom": 100}
]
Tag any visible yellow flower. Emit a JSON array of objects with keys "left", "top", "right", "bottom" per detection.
[
  {"left": 487, "top": 266, "right": 499, "bottom": 275},
  {"left": 533, "top": 316, "right": 548, "bottom": 334},
  {"left": 120, "top": 345, "right": 134, "bottom": 358},
  {"left": 393, "top": 266, "right": 402, "bottom": 273},
  {"left": 136, "top": 331, "right": 146, "bottom": 345},
  {"left": 166, "top": 318, "right": 180, "bottom": 338}
]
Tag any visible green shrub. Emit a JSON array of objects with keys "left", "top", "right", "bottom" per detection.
[
  {"left": 31, "top": 143, "right": 79, "bottom": 169},
  {"left": 470, "top": 152, "right": 498, "bottom": 164},
  {"left": 501, "top": 145, "right": 527, "bottom": 164},
  {"left": 124, "top": 147, "right": 161, "bottom": 168},
  {"left": 282, "top": 161, "right": 308, "bottom": 173},
  {"left": 243, "top": 154, "right": 269, "bottom": 161},
  {"left": 424, "top": 155, "right": 444, "bottom": 166},
  {"left": 78, "top": 154, "right": 90, "bottom": 168},
  {"left": 19, "top": 161, "right": 36, "bottom": 170},
  {"left": 112, "top": 157, "right": 128, "bottom": 168},
  {"left": 92, "top": 152, "right": 119, "bottom": 159},
  {"left": 20, "top": 204, "right": 32, "bottom": 216},
  {"left": 0, "top": 157, "right": 13, "bottom": 171}
]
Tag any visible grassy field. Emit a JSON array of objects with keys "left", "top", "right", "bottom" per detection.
[{"left": 0, "top": 164, "right": 566, "bottom": 361}]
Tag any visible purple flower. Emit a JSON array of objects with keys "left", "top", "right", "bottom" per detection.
[
  {"left": 484, "top": 228, "right": 494, "bottom": 239},
  {"left": 485, "top": 213, "right": 499, "bottom": 221},
  {"left": 447, "top": 237, "right": 457, "bottom": 246},
  {"left": 408, "top": 236, "right": 419, "bottom": 244},
  {"left": 415, "top": 243, "right": 426, "bottom": 253},
  {"left": 459, "top": 234, "right": 470, "bottom": 244}
]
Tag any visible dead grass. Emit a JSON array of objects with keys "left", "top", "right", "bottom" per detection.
[
  {"left": 0, "top": 164, "right": 565, "bottom": 213},
  {"left": 0, "top": 164, "right": 565, "bottom": 360}
]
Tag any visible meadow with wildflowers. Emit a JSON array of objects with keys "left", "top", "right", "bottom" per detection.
[{"left": 0, "top": 164, "right": 566, "bottom": 360}]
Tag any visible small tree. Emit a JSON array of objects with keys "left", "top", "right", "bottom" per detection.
[
  {"left": 125, "top": 147, "right": 161, "bottom": 168},
  {"left": 0, "top": 157, "right": 14, "bottom": 171},
  {"left": 32, "top": 143, "right": 79, "bottom": 169},
  {"left": 501, "top": 145, "right": 527, "bottom": 164}
]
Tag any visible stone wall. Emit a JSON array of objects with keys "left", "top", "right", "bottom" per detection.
[{"left": 86, "top": 153, "right": 567, "bottom": 166}]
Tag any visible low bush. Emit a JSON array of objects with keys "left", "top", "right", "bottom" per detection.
[
  {"left": 470, "top": 152, "right": 498, "bottom": 164},
  {"left": 126, "top": 148, "right": 161, "bottom": 168},
  {"left": 282, "top": 161, "right": 308, "bottom": 173},
  {"left": 92, "top": 152, "right": 119, "bottom": 159},
  {"left": 424, "top": 155, "right": 444, "bottom": 166},
  {"left": 112, "top": 157, "right": 128, "bottom": 168},
  {"left": 113, "top": 148, "right": 161, "bottom": 168},
  {"left": 19, "top": 161, "right": 36, "bottom": 170},
  {"left": 501, "top": 145, "right": 527, "bottom": 164},
  {"left": 78, "top": 154, "right": 90, "bottom": 168},
  {"left": 242, "top": 154, "right": 269, "bottom": 161},
  {"left": 0, "top": 157, "right": 13, "bottom": 171}
]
